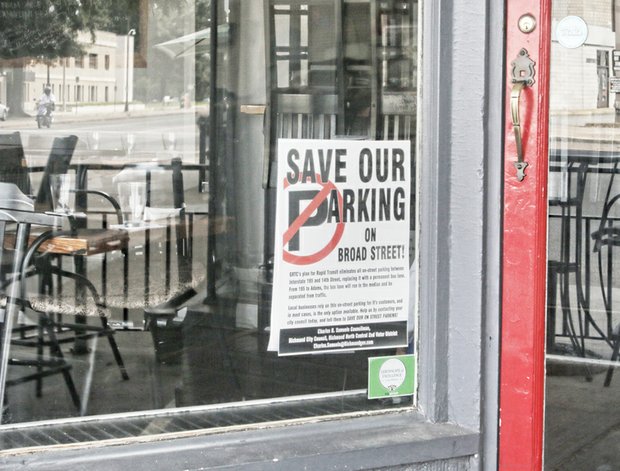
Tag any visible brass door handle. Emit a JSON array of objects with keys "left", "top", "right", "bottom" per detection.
[
  {"left": 510, "top": 81, "right": 528, "bottom": 181},
  {"left": 510, "top": 49, "right": 536, "bottom": 182}
]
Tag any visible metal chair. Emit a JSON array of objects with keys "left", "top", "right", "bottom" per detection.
[
  {"left": 142, "top": 158, "right": 199, "bottom": 363},
  {"left": 0, "top": 183, "right": 81, "bottom": 419},
  {"left": 0, "top": 132, "right": 32, "bottom": 196},
  {"left": 0, "top": 133, "right": 76, "bottom": 297},
  {"left": 0, "top": 134, "right": 129, "bottom": 410}
]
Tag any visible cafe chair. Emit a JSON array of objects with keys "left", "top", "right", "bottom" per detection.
[
  {"left": 0, "top": 132, "right": 75, "bottom": 338},
  {"left": 0, "top": 183, "right": 81, "bottom": 417},
  {"left": 0, "top": 134, "right": 129, "bottom": 403},
  {"left": 0, "top": 132, "right": 76, "bottom": 207},
  {"left": 29, "top": 208, "right": 130, "bottom": 383},
  {"left": 143, "top": 158, "right": 200, "bottom": 363},
  {"left": 19, "top": 154, "right": 200, "bottom": 368},
  {"left": 546, "top": 161, "right": 595, "bottom": 347},
  {"left": 0, "top": 132, "right": 32, "bottom": 196},
  {"left": 15, "top": 223, "right": 129, "bottom": 380},
  {"left": 99, "top": 158, "right": 200, "bottom": 364},
  {"left": 0, "top": 133, "right": 76, "bottom": 296},
  {"left": 592, "top": 179, "right": 620, "bottom": 386}
]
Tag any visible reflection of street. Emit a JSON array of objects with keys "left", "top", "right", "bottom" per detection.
[
  {"left": 552, "top": 124, "right": 620, "bottom": 152},
  {"left": 1, "top": 111, "right": 209, "bottom": 215},
  {"left": 5, "top": 112, "right": 201, "bottom": 157}
]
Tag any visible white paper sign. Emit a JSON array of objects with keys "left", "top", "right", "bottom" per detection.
[{"left": 268, "top": 139, "right": 410, "bottom": 355}]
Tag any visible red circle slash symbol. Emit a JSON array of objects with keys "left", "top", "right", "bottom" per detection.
[{"left": 282, "top": 177, "right": 345, "bottom": 265}]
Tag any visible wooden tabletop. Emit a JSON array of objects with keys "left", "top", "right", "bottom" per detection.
[
  {"left": 2, "top": 228, "right": 130, "bottom": 256},
  {"left": 35, "top": 228, "right": 130, "bottom": 256},
  {"left": 5, "top": 215, "right": 230, "bottom": 256}
]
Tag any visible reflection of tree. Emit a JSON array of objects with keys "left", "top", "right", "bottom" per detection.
[
  {"left": 139, "top": 0, "right": 210, "bottom": 103},
  {"left": 0, "top": 0, "right": 210, "bottom": 113},
  {"left": 0, "top": 0, "right": 99, "bottom": 115},
  {"left": 194, "top": 0, "right": 210, "bottom": 102},
  {"left": 94, "top": 0, "right": 143, "bottom": 65},
  {"left": 141, "top": 1, "right": 192, "bottom": 102},
  {"left": 99, "top": 0, "right": 210, "bottom": 103}
]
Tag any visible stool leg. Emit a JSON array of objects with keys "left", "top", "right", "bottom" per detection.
[
  {"left": 36, "top": 318, "right": 43, "bottom": 398},
  {"left": 605, "top": 331, "right": 620, "bottom": 387},
  {"left": 100, "top": 317, "right": 129, "bottom": 380},
  {"left": 547, "top": 266, "right": 558, "bottom": 352},
  {"left": 43, "top": 318, "right": 81, "bottom": 411}
]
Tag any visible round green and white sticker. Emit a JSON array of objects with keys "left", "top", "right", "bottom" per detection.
[{"left": 368, "top": 354, "right": 415, "bottom": 399}]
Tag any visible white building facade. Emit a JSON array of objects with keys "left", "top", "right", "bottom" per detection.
[{"left": 22, "top": 30, "right": 133, "bottom": 112}]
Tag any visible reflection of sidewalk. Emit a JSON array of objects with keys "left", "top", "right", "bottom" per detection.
[
  {"left": 0, "top": 105, "right": 204, "bottom": 129},
  {"left": 548, "top": 109, "right": 620, "bottom": 147},
  {"left": 545, "top": 282, "right": 620, "bottom": 469},
  {"left": 551, "top": 124, "right": 620, "bottom": 150}
]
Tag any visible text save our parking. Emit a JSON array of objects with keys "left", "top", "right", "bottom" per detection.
[
  {"left": 285, "top": 144, "right": 408, "bottom": 266},
  {"left": 269, "top": 139, "right": 411, "bottom": 355}
]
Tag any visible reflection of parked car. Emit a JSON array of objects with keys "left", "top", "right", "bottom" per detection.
[{"left": 0, "top": 102, "right": 8, "bottom": 121}]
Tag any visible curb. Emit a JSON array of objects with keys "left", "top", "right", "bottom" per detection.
[{"left": 0, "top": 108, "right": 202, "bottom": 129}]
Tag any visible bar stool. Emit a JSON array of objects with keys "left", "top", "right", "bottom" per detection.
[{"left": 546, "top": 157, "right": 606, "bottom": 381}]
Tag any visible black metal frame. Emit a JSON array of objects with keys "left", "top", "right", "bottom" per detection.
[
  {"left": 142, "top": 158, "right": 199, "bottom": 363},
  {"left": 0, "top": 199, "right": 82, "bottom": 418},
  {"left": 0, "top": 133, "right": 133, "bottom": 419},
  {"left": 547, "top": 150, "right": 620, "bottom": 384}
]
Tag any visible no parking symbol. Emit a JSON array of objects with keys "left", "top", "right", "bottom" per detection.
[{"left": 282, "top": 176, "right": 345, "bottom": 265}]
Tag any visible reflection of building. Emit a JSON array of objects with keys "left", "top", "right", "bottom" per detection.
[
  {"left": 550, "top": 1, "right": 615, "bottom": 121},
  {"left": 22, "top": 30, "right": 134, "bottom": 110}
]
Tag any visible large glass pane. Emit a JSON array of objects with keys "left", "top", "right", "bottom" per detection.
[
  {"left": 546, "top": 1, "right": 620, "bottom": 468},
  {"left": 0, "top": 0, "right": 418, "bottom": 448}
]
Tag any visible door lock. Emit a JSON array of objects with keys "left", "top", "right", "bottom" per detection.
[
  {"left": 518, "top": 14, "right": 537, "bottom": 34},
  {"left": 510, "top": 48, "right": 536, "bottom": 181}
]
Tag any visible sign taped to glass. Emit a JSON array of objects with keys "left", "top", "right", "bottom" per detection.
[{"left": 269, "top": 139, "right": 411, "bottom": 355}]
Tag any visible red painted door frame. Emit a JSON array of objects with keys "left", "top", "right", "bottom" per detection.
[{"left": 499, "top": 0, "right": 551, "bottom": 469}]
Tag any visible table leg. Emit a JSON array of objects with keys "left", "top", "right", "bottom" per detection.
[
  {"left": 72, "top": 165, "right": 89, "bottom": 354},
  {"left": 0, "top": 223, "right": 30, "bottom": 418},
  {"left": 72, "top": 256, "right": 89, "bottom": 354}
]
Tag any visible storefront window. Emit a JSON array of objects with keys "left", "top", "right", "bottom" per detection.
[{"left": 0, "top": 0, "right": 418, "bottom": 449}]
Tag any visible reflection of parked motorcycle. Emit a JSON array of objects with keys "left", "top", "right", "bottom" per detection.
[{"left": 36, "top": 102, "right": 54, "bottom": 128}]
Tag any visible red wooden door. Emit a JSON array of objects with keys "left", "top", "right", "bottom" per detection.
[{"left": 499, "top": 0, "right": 551, "bottom": 469}]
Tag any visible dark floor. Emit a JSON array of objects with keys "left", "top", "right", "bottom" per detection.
[
  {"left": 0, "top": 306, "right": 408, "bottom": 451},
  {"left": 545, "top": 347, "right": 620, "bottom": 471}
]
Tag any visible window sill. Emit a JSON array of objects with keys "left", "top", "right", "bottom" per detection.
[{"left": 1, "top": 411, "right": 479, "bottom": 470}]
